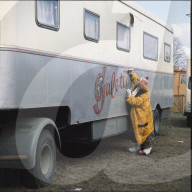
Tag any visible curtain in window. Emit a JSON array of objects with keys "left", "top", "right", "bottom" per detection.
[
  {"left": 165, "top": 44, "right": 170, "bottom": 61},
  {"left": 117, "top": 24, "right": 130, "bottom": 51},
  {"left": 144, "top": 34, "right": 158, "bottom": 60},
  {"left": 85, "top": 12, "right": 99, "bottom": 40},
  {"left": 37, "top": 0, "right": 58, "bottom": 28}
]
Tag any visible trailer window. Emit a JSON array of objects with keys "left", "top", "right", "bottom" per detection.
[
  {"left": 143, "top": 32, "right": 158, "bottom": 61},
  {"left": 117, "top": 22, "right": 130, "bottom": 52},
  {"left": 36, "top": 0, "right": 59, "bottom": 31},
  {"left": 164, "top": 43, "right": 171, "bottom": 62},
  {"left": 181, "top": 74, "right": 186, "bottom": 84},
  {"left": 84, "top": 9, "right": 100, "bottom": 42}
]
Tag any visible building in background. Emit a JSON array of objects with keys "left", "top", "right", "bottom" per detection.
[{"left": 171, "top": 66, "right": 186, "bottom": 112}]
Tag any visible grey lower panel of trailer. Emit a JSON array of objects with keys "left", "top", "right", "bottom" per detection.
[
  {"left": 0, "top": 50, "right": 173, "bottom": 126},
  {"left": 92, "top": 115, "right": 129, "bottom": 140}
]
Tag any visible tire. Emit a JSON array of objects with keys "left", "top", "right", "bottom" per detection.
[
  {"left": 21, "top": 130, "right": 56, "bottom": 189},
  {"left": 186, "top": 116, "right": 192, "bottom": 127},
  {"left": 153, "top": 109, "right": 160, "bottom": 137}
]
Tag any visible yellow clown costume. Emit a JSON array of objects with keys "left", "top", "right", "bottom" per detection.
[{"left": 126, "top": 73, "right": 154, "bottom": 146}]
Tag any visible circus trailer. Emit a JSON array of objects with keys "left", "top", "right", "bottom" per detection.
[{"left": 0, "top": 0, "right": 173, "bottom": 188}]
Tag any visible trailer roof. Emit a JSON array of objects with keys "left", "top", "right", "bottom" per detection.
[{"left": 120, "top": 1, "right": 173, "bottom": 34}]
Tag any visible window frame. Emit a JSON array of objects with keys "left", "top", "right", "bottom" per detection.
[
  {"left": 84, "top": 9, "right": 100, "bottom": 43},
  {"left": 164, "top": 43, "right": 171, "bottom": 63},
  {"left": 116, "top": 22, "right": 131, "bottom": 53},
  {"left": 143, "top": 31, "right": 158, "bottom": 61},
  {"left": 35, "top": 0, "right": 60, "bottom": 31}
]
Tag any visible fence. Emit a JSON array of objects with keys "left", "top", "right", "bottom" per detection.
[{"left": 170, "top": 95, "right": 186, "bottom": 113}]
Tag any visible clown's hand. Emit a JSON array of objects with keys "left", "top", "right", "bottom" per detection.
[
  {"left": 126, "top": 89, "right": 132, "bottom": 99},
  {"left": 127, "top": 68, "right": 134, "bottom": 77}
]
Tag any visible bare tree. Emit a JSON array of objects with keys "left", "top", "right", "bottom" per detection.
[{"left": 173, "top": 37, "right": 187, "bottom": 69}]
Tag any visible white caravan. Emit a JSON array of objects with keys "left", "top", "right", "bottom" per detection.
[
  {"left": 0, "top": 1, "right": 173, "bottom": 188},
  {"left": 184, "top": 59, "right": 191, "bottom": 126}
]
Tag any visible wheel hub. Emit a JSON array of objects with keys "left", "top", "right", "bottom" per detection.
[{"left": 40, "top": 144, "right": 53, "bottom": 176}]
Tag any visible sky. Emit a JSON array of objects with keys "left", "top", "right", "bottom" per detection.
[{"left": 136, "top": 1, "right": 191, "bottom": 58}]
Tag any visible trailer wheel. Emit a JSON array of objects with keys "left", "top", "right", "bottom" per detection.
[
  {"left": 186, "top": 116, "right": 191, "bottom": 127},
  {"left": 153, "top": 109, "right": 160, "bottom": 136},
  {"left": 21, "top": 130, "right": 56, "bottom": 189}
]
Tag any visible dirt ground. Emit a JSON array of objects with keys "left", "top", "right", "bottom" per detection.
[{"left": 0, "top": 112, "right": 191, "bottom": 192}]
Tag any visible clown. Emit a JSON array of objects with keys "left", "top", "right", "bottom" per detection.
[{"left": 126, "top": 69, "right": 154, "bottom": 155}]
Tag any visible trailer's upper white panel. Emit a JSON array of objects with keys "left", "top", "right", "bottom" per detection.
[{"left": 0, "top": 1, "right": 173, "bottom": 74}]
